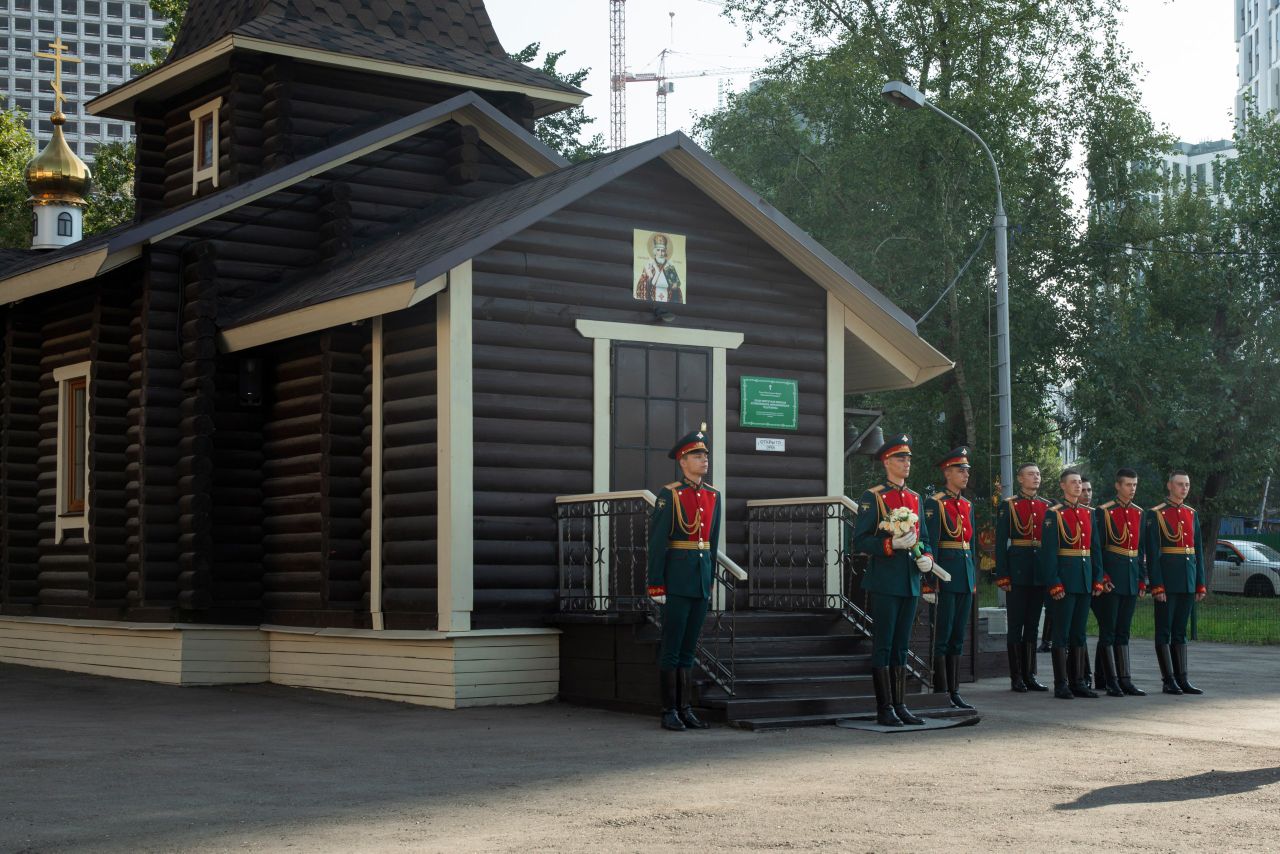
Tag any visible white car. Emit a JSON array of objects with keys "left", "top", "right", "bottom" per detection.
[{"left": 1211, "top": 538, "right": 1280, "bottom": 597}]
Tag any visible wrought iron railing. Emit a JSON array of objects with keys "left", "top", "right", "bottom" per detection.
[
  {"left": 747, "top": 496, "right": 935, "bottom": 689},
  {"left": 555, "top": 490, "right": 746, "bottom": 694}
]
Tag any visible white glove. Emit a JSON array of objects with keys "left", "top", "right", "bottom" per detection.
[
  {"left": 915, "top": 553, "right": 934, "bottom": 573},
  {"left": 650, "top": 595, "right": 667, "bottom": 605},
  {"left": 922, "top": 592, "right": 937, "bottom": 605},
  {"left": 891, "top": 529, "right": 918, "bottom": 551}
]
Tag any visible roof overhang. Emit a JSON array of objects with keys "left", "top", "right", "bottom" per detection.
[
  {"left": 656, "top": 145, "right": 953, "bottom": 393},
  {"left": 87, "top": 35, "right": 586, "bottom": 121},
  {"left": 1, "top": 93, "right": 564, "bottom": 308}
]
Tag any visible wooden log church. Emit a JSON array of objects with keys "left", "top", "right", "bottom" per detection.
[{"left": 0, "top": 0, "right": 954, "bottom": 719}]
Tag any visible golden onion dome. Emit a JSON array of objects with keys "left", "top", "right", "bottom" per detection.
[{"left": 25, "top": 112, "right": 91, "bottom": 206}]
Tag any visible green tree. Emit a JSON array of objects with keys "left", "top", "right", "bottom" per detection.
[
  {"left": 701, "top": 0, "right": 1142, "bottom": 507},
  {"left": 84, "top": 141, "right": 136, "bottom": 236},
  {"left": 0, "top": 104, "right": 36, "bottom": 249},
  {"left": 1067, "top": 110, "right": 1280, "bottom": 545},
  {"left": 133, "top": 0, "right": 187, "bottom": 74},
  {"left": 509, "top": 43, "right": 606, "bottom": 163}
]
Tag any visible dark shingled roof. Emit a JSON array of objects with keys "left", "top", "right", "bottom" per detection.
[
  {"left": 163, "top": 0, "right": 582, "bottom": 98},
  {"left": 222, "top": 140, "right": 646, "bottom": 327},
  {"left": 0, "top": 249, "right": 37, "bottom": 277},
  {"left": 222, "top": 132, "right": 922, "bottom": 339}
]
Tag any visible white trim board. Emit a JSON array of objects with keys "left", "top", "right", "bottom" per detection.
[
  {"left": 437, "top": 261, "right": 474, "bottom": 633},
  {"left": 574, "top": 319, "right": 744, "bottom": 350}
]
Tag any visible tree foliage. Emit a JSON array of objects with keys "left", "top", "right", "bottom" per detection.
[
  {"left": 1067, "top": 110, "right": 1280, "bottom": 537},
  {"left": 0, "top": 103, "right": 36, "bottom": 249},
  {"left": 84, "top": 141, "right": 136, "bottom": 236},
  {"left": 509, "top": 43, "right": 606, "bottom": 163},
  {"left": 700, "top": 0, "right": 1141, "bottom": 504}
]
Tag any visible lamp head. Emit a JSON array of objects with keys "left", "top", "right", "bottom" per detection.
[{"left": 881, "top": 81, "right": 926, "bottom": 110}]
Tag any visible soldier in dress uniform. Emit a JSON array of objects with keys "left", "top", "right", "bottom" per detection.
[
  {"left": 1145, "top": 469, "right": 1206, "bottom": 696},
  {"left": 994, "top": 463, "right": 1052, "bottom": 692},
  {"left": 852, "top": 433, "right": 937, "bottom": 727},
  {"left": 1093, "top": 468, "right": 1149, "bottom": 697},
  {"left": 1040, "top": 469, "right": 1105, "bottom": 699},
  {"left": 923, "top": 446, "right": 977, "bottom": 711},
  {"left": 647, "top": 424, "right": 721, "bottom": 731}
]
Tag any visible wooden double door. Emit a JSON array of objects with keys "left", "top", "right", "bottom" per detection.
[{"left": 610, "top": 342, "right": 710, "bottom": 492}]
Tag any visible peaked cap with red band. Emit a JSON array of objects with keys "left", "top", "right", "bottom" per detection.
[
  {"left": 937, "top": 446, "right": 972, "bottom": 470},
  {"left": 669, "top": 422, "right": 710, "bottom": 460},
  {"left": 876, "top": 432, "right": 912, "bottom": 461}
]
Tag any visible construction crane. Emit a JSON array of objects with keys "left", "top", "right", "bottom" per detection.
[
  {"left": 624, "top": 51, "right": 754, "bottom": 137},
  {"left": 609, "top": 1, "right": 753, "bottom": 148}
]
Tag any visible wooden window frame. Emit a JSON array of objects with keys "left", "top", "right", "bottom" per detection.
[
  {"left": 53, "top": 361, "right": 91, "bottom": 544},
  {"left": 188, "top": 96, "right": 222, "bottom": 194}
]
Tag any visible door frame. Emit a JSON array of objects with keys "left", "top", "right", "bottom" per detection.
[{"left": 576, "top": 320, "right": 744, "bottom": 603}]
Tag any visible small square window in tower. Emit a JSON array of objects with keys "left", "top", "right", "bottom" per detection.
[{"left": 188, "top": 96, "right": 221, "bottom": 193}]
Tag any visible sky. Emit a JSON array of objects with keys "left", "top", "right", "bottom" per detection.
[{"left": 484, "top": 0, "right": 1239, "bottom": 147}]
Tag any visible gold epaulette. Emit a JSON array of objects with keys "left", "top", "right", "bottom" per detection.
[
  {"left": 1100, "top": 500, "right": 1115, "bottom": 510},
  {"left": 869, "top": 485, "right": 885, "bottom": 494},
  {"left": 665, "top": 481, "right": 682, "bottom": 491},
  {"left": 702, "top": 481, "right": 717, "bottom": 492},
  {"left": 933, "top": 492, "right": 946, "bottom": 501},
  {"left": 1050, "top": 503, "right": 1063, "bottom": 511},
  {"left": 1152, "top": 502, "right": 1167, "bottom": 511},
  {"left": 1184, "top": 504, "right": 1196, "bottom": 512},
  {"left": 1081, "top": 504, "right": 1094, "bottom": 511}
]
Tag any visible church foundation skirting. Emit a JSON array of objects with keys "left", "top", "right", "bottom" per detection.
[{"left": 0, "top": 617, "right": 560, "bottom": 708}]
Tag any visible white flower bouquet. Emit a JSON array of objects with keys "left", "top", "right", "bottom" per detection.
[{"left": 877, "top": 507, "right": 951, "bottom": 582}]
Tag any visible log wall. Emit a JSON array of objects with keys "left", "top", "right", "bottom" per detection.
[
  {"left": 469, "top": 159, "right": 828, "bottom": 626},
  {"left": 380, "top": 305, "right": 439, "bottom": 629},
  {"left": 0, "top": 304, "right": 41, "bottom": 613}
]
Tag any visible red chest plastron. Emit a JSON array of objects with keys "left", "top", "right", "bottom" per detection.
[
  {"left": 1012, "top": 498, "right": 1047, "bottom": 540},
  {"left": 672, "top": 486, "right": 716, "bottom": 543},
  {"left": 1057, "top": 505, "right": 1093, "bottom": 551},
  {"left": 1106, "top": 505, "right": 1142, "bottom": 550},
  {"left": 941, "top": 497, "right": 973, "bottom": 544}
]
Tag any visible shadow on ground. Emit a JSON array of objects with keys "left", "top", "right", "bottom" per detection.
[{"left": 1055, "top": 767, "right": 1280, "bottom": 810}]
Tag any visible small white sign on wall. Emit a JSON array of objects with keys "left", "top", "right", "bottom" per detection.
[{"left": 755, "top": 437, "right": 786, "bottom": 453}]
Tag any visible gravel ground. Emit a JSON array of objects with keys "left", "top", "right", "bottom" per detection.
[{"left": 2, "top": 641, "right": 1278, "bottom": 853}]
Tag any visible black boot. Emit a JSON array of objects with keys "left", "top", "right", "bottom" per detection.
[
  {"left": 1093, "top": 642, "right": 1105, "bottom": 690},
  {"left": 1051, "top": 647, "right": 1074, "bottom": 699},
  {"left": 660, "top": 670, "right": 686, "bottom": 730},
  {"left": 932, "top": 655, "right": 947, "bottom": 694},
  {"left": 872, "top": 666, "right": 903, "bottom": 727},
  {"left": 1115, "top": 645, "right": 1146, "bottom": 696},
  {"left": 1172, "top": 644, "right": 1203, "bottom": 695},
  {"left": 890, "top": 665, "right": 925, "bottom": 725},
  {"left": 1037, "top": 620, "right": 1052, "bottom": 653},
  {"left": 1022, "top": 641, "right": 1049, "bottom": 691},
  {"left": 946, "top": 654, "right": 975, "bottom": 710},
  {"left": 1007, "top": 643, "right": 1028, "bottom": 692},
  {"left": 1156, "top": 643, "right": 1182, "bottom": 695},
  {"left": 1069, "top": 647, "right": 1099, "bottom": 697},
  {"left": 676, "top": 668, "right": 710, "bottom": 728},
  {"left": 1098, "top": 644, "right": 1125, "bottom": 697}
]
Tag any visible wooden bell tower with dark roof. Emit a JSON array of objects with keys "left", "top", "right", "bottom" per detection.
[{"left": 84, "top": 0, "right": 585, "bottom": 219}]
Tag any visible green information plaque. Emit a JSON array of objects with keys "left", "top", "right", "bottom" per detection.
[{"left": 739, "top": 376, "right": 798, "bottom": 430}]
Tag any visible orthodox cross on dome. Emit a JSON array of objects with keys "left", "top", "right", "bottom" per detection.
[{"left": 34, "top": 38, "right": 80, "bottom": 119}]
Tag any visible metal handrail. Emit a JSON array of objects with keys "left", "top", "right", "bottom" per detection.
[{"left": 555, "top": 489, "right": 745, "bottom": 696}]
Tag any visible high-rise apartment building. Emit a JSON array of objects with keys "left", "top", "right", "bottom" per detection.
[
  {"left": 1236, "top": 0, "right": 1280, "bottom": 119},
  {"left": 1, "top": 0, "right": 169, "bottom": 162},
  {"left": 1160, "top": 139, "right": 1238, "bottom": 202}
]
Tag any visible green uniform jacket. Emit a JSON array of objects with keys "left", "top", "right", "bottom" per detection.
[
  {"left": 646, "top": 480, "right": 722, "bottom": 599},
  {"left": 852, "top": 483, "right": 933, "bottom": 598},
  {"left": 995, "top": 494, "right": 1054, "bottom": 586},
  {"left": 923, "top": 491, "right": 976, "bottom": 594},
  {"left": 1039, "top": 503, "right": 1103, "bottom": 594},
  {"left": 1144, "top": 502, "right": 1205, "bottom": 595},
  {"left": 1095, "top": 500, "right": 1148, "bottom": 596}
]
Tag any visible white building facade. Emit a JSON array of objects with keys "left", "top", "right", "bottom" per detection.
[
  {"left": 1237, "top": 0, "right": 1280, "bottom": 119},
  {"left": 2, "top": 0, "right": 169, "bottom": 161}
]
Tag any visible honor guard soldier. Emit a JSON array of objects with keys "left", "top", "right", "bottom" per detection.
[
  {"left": 852, "top": 433, "right": 936, "bottom": 727},
  {"left": 994, "top": 463, "right": 1053, "bottom": 692},
  {"left": 1145, "top": 470, "right": 1206, "bottom": 696},
  {"left": 1040, "top": 469, "right": 1105, "bottom": 699},
  {"left": 647, "top": 424, "right": 721, "bottom": 731},
  {"left": 923, "top": 447, "right": 977, "bottom": 711},
  {"left": 1093, "top": 468, "right": 1149, "bottom": 697}
]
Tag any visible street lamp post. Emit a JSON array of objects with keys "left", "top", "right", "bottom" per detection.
[{"left": 881, "top": 80, "right": 1014, "bottom": 499}]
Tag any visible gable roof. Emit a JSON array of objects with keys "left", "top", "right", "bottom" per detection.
[
  {"left": 0, "top": 92, "right": 566, "bottom": 306},
  {"left": 89, "top": 0, "right": 584, "bottom": 121},
  {"left": 221, "top": 133, "right": 954, "bottom": 392}
]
